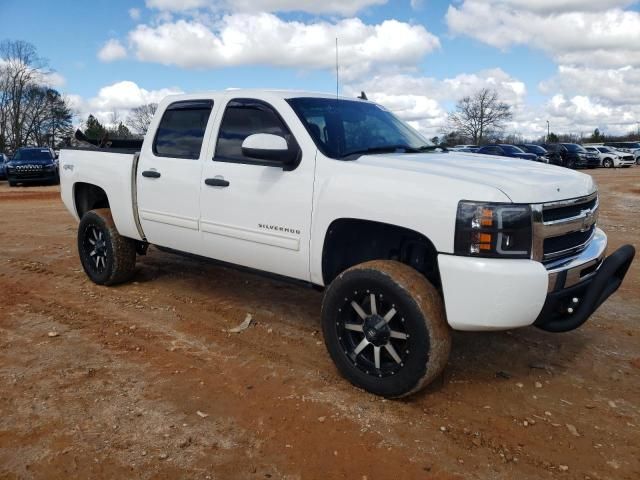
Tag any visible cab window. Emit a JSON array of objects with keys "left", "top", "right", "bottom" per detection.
[
  {"left": 153, "top": 100, "right": 213, "bottom": 159},
  {"left": 215, "top": 98, "right": 295, "bottom": 166}
]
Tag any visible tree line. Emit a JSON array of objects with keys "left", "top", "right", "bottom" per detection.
[{"left": 81, "top": 103, "right": 158, "bottom": 142}]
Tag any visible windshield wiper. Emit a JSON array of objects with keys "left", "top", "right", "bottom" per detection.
[{"left": 340, "top": 145, "right": 422, "bottom": 158}]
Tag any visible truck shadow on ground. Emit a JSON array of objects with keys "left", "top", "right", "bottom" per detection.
[{"left": 131, "top": 247, "right": 591, "bottom": 397}]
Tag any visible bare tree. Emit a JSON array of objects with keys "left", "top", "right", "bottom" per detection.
[
  {"left": 0, "top": 40, "right": 72, "bottom": 150},
  {"left": 126, "top": 103, "right": 157, "bottom": 135},
  {"left": 446, "top": 88, "right": 512, "bottom": 145},
  {"left": 0, "top": 40, "right": 48, "bottom": 150}
]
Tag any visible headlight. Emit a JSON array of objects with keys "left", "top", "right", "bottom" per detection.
[{"left": 454, "top": 201, "right": 532, "bottom": 259}]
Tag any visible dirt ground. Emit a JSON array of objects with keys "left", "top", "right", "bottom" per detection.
[{"left": 0, "top": 168, "right": 638, "bottom": 480}]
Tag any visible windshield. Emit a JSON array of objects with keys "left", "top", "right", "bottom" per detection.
[
  {"left": 597, "top": 147, "right": 613, "bottom": 153},
  {"left": 287, "top": 97, "right": 430, "bottom": 159},
  {"left": 563, "top": 144, "right": 587, "bottom": 153},
  {"left": 13, "top": 148, "right": 53, "bottom": 161},
  {"left": 501, "top": 145, "right": 525, "bottom": 154}
]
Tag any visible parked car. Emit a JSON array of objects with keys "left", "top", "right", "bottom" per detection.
[
  {"left": 514, "top": 144, "right": 550, "bottom": 163},
  {"left": 59, "top": 90, "right": 635, "bottom": 398},
  {"left": 604, "top": 142, "right": 640, "bottom": 164},
  {"left": 5, "top": 147, "right": 59, "bottom": 186},
  {"left": 583, "top": 145, "right": 635, "bottom": 168},
  {"left": 543, "top": 143, "right": 600, "bottom": 169},
  {"left": 0, "top": 153, "right": 9, "bottom": 180},
  {"left": 476, "top": 144, "right": 538, "bottom": 161}
]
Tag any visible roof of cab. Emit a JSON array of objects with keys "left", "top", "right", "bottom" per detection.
[{"left": 161, "top": 89, "right": 369, "bottom": 103}]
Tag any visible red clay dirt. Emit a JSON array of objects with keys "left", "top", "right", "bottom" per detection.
[{"left": 0, "top": 168, "right": 638, "bottom": 479}]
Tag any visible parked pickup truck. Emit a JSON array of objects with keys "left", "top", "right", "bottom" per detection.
[{"left": 60, "top": 90, "right": 635, "bottom": 398}]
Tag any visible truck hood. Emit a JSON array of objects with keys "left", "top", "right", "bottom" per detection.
[{"left": 356, "top": 152, "right": 596, "bottom": 203}]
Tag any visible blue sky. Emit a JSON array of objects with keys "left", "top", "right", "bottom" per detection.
[{"left": 2, "top": 0, "right": 639, "bottom": 138}]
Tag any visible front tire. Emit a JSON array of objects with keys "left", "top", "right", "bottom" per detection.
[
  {"left": 78, "top": 209, "right": 136, "bottom": 286},
  {"left": 603, "top": 158, "right": 614, "bottom": 168},
  {"left": 322, "top": 260, "right": 451, "bottom": 398}
]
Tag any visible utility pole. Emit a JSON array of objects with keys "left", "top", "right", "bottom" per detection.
[{"left": 546, "top": 120, "right": 550, "bottom": 143}]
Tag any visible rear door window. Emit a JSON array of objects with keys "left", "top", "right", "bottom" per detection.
[{"left": 153, "top": 100, "right": 213, "bottom": 159}]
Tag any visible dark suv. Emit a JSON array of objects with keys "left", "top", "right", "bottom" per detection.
[
  {"left": 515, "top": 144, "right": 550, "bottom": 163},
  {"left": 5, "top": 147, "right": 59, "bottom": 186},
  {"left": 543, "top": 143, "right": 600, "bottom": 169},
  {"left": 476, "top": 144, "right": 538, "bottom": 161}
]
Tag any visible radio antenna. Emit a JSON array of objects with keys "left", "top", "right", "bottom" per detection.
[{"left": 335, "top": 37, "right": 339, "bottom": 99}]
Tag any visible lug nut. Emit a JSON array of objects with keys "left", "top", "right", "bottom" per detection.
[
  {"left": 572, "top": 297, "right": 579, "bottom": 304},
  {"left": 567, "top": 307, "right": 574, "bottom": 314}
]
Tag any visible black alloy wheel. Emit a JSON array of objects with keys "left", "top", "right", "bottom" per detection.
[
  {"left": 82, "top": 224, "right": 109, "bottom": 275},
  {"left": 322, "top": 260, "right": 451, "bottom": 398},
  {"left": 78, "top": 209, "right": 136, "bottom": 286},
  {"left": 336, "top": 290, "right": 409, "bottom": 378}
]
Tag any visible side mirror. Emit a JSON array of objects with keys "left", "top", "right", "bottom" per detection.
[{"left": 241, "top": 133, "right": 299, "bottom": 169}]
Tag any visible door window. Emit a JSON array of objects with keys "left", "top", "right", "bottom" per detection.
[
  {"left": 215, "top": 99, "right": 295, "bottom": 166},
  {"left": 153, "top": 100, "right": 213, "bottom": 159}
]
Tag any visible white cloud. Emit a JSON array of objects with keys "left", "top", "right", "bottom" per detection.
[
  {"left": 543, "top": 94, "right": 640, "bottom": 133},
  {"left": 129, "top": 8, "right": 142, "bottom": 20},
  {"left": 541, "top": 65, "right": 640, "bottom": 105},
  {"left": 128, "top": 14, "right": 439, "bottom": 80},
  {"left": 344, "top": 68, "right": 527, "bottom": 137},
  {"left": 495, "top": 0, "right": 636, "bottom": 13},
  {"left": 71, "top": 81, "right": 183, "bottom": 126},
  {"left": 446, "top": 1, "right": 640, "bottom": 68},
  {"left": 145, "top": 0, "right": 387, "bottom": 15},
  {"left": 97, "top": 39, "right": 127, "bottom": 62},
  {"left": 90, "top": 80, "right": 182, "bottom": 110}
]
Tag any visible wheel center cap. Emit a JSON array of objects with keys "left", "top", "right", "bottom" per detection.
[{"left": 363, "top": 315, "right": 390, "bottom": 346}]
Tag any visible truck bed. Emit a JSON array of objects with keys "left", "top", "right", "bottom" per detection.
[{"left": 59, "top": 148, "right": 144, "bottom": 241}]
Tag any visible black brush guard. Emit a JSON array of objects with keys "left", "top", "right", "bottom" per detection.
[{"left": 535, "top": 245, "right": 635, "bottom": 333}]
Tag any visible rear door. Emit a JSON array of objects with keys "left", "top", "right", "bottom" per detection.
[
  {"left": 198, "top": 97, "right": 316, "bottom": 281},
  {"left": 136, "top": 99, "right": 215, "bottom": 253}
]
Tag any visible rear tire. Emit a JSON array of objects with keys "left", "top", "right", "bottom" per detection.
[
  {"left": 78, "top": 208, "right": 136, "bottom": 286},
  {"left": 321, "top": 260, "right": 451, "bottom": 398}
]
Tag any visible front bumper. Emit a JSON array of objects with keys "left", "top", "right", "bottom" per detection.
[
  {"left": 535, "top": 243, "right": 634, "bottom": 332},
  {"left": 438, "top": 228, "right": 635, "bottom": 331},
  {"left": 7, "top": 171, "right": 58, "bottom": 182}
]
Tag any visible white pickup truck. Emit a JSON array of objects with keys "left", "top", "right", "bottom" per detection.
[{"left": 60, "top": 90, "right": 635, "bottom": 398}]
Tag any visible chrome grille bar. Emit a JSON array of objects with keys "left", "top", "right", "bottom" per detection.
[{"left": 531, "top": 192, "right": 599, "bottom": 263}]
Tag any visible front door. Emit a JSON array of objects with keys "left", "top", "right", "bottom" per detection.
[
  {"left": 199, "top": 97, "right": 316, "bottom": 281},
  {"left": 137, "top": 99, "right": 214, "bottom": 253}
]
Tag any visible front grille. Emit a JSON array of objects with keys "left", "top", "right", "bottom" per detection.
[
  {"left": 14, "top": 164, "right": 45, "bottom": 178},
  {"left": 532, "top": 192, "right": 599, "bottom": 264},
  {"left": 543, "top": 197, "right": 597, "bottom": 222},
  {"left": 543, "top": 226, "right": 594, "bottom": 256}
]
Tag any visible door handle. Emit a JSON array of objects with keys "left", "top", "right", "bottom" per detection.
[
  {"left": 142, "top": 170, "right": 161, "bottom": 178},
  {"left": 205, "top": 177, "right": 230, "bottom": 187}
]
